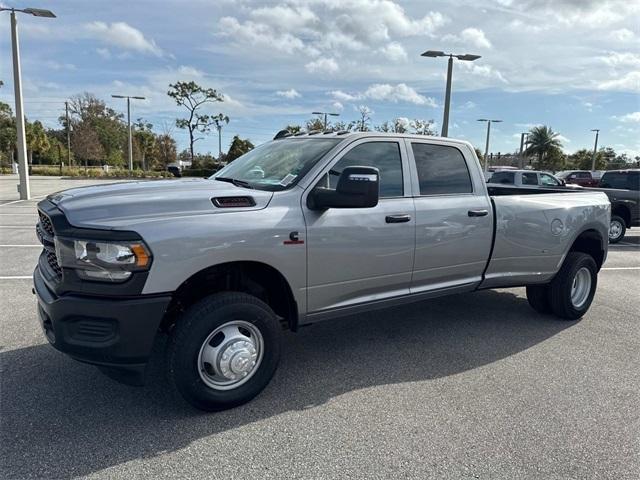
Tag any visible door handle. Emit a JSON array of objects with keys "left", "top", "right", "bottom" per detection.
[
  {"left": 468, "top": 209, "right": 489, "bottom": 217},
  {"left": 386, "top": 214, "right": 411, "bottom": 223}
]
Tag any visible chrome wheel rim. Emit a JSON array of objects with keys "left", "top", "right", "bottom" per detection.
[
  {"left": 609, "top": 220, "right": 623, "bottom": 240},
  {"left": 570, "top": 267, "right": 592, "bottom": 309},
  {"left": 197, "top": 320, "right": 264, "bottom": 391}
]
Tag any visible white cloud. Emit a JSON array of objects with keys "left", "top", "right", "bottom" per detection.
[
  {"left": 329, "top": 90, "right": 361, "bottom": 102},
  {"left": 459, "top": 62, "right": 507, "bottom": 83},
  {"left": 305, "top": 57, "right": 339, "bottom": 74},
  {"left": 443, "top": 27, "right": 492, "bottom": 49},
  {"left": 276, "top": 89, "right": 301, "bottom": 99},
  {"left": 612, "top": 112, "right": 640, "bottom": 123},
  {"left": 217, "top": 17, "right": 307, "bottom": 55},
  {"left": 332, "top": 101, "right": 344, "bottom": 111},
  {"left": 96, "top": 48, "right": 111, "bottom": 60},
  {"left": 557, "top": 134, "right": 571, "bottom": 144},
  {"left": 598, "top": 71, "right": 640, "bottom": 92},
  {"left": 599, "top": 52, "right": 640, "bottom": 68},
  {"left": 609, "top": 28, "right": 635, "bottom": 42},
  {"left": 85, "top": 22, "right": 162, "bottom": 56},
  {"left": 379, "top": 42, "right": 408, "bottom": 62},
  {"left": 364, "top": 83, "right": 436, "bottom": 106}
]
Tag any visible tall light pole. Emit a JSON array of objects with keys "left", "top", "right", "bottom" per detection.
[
  {"left": 1, "top": 7, "right": 56, "bottom": 200},
  {"left": 590, "top": 129, "right": 600, "bottom": 171},
  {"left": 311, "top": 111, "right": 340, "bottom": 130},
  {"left": 477, "top": 119, "right": 502, "bottom": 172},
  {"left": 519, "top": 132, "right": 528, "bottom": 169},
  {"left": 112, "top": 95, "right": 146, "bottom": 171},
  {"left": 421, "top": 50, "right": 481, "bottom": 137}
]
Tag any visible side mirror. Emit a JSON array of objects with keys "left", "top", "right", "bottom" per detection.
[
  {"left": 559, "top": 179, "right": 566, "bottom": 186},
  {"left": 308, "top": 166, "right": 379, "bottom": 210}
]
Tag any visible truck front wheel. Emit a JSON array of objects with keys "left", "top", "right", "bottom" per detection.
[{"left": 167, "top": 292, "right": 282, "bottom": 411}]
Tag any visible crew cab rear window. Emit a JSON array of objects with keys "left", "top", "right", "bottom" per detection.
[
  {"left": 489, "top": 171, "right": 515, "bottom": 184},
  {"left": 330, "top": 142, "right": 403, "bottom": 197},
  {"left": 522, "top": 172, "right": 538, "bottom": 185},
  {"left": 411, "top": 143, "right": 472, "bottom": 195}
]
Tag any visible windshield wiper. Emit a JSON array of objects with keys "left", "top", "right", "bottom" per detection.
[{"left": 214, "top": 177, "right": 254, "bottom": 189}]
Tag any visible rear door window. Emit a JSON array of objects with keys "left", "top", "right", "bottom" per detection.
[
  {"left": 489, "top": 171, "right": 515, "bottom": 184},
  {"left": 411, "top": 143, "right": 472, "bottom": 195},
  {"left": 522, "top": 172, "right": 538, "bottom": 185}
]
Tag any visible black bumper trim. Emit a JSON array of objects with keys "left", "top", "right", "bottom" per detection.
[{"left": 34, "top": 266, "right": 172, "bottom": 382}]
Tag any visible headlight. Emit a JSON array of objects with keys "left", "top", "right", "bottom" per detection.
[{"left": 54, "top": 237, "right": 151, "bottom": 282}]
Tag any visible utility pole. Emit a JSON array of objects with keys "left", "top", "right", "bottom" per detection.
[
  {"left": 2, "top": 6, "right": 56, "bottom": 199},
  {"left": 421, "top": 51, "right": 481, "bottom": 137},
  {"left": 311, "top": 111, "right": 339, "bottom": 130},
  {"left": 217, "top": 124, "right": 222, "bottom": 158},
  {"left": 518, "top": 132, "right": 528, "bottom": 169},
  {"left": 10, "top": 11, "right": 29, "bottom": 199},
  {"left": 590, "top": 129, "right": 600, "bottom": 171},
  {"left": 65, "top": 101, "right": 71, "bottom": 166},
  {"left": 112, "top": 94, "right": 145, "bottom": 171},
  {"left": 477, "top": 118, "right": 502, "bottom": 172}
]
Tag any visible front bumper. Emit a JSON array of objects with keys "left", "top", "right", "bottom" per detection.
[{"left": 34, "top": 266, "right": 171, "bottom": 385}]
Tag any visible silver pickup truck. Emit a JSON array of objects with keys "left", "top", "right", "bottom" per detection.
[{"left": 34, "top": 133, "right": 610, "bottom": 411}]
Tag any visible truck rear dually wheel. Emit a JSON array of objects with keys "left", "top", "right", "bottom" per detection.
[
  {"left": 168, "top": 292, "right": 282, "bottom": 411},
  {"left": 547, "top": 252, "right": 597, "bottom": 320}
]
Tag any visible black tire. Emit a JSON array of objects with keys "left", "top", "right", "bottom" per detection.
[
  {"left": 608, "top": 215, "right": 626, "bottom": 244},
  {"left": 526, "top": 284, "right": 552, "bottom": 314},
  {"left": 548, "top": 252, "right": 597, "bottom": 320},
  {"left": 168, "top": 292, "right": 282, "bottom": 411}
]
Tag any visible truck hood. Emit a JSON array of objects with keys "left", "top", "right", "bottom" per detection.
[{"left": 48, "top": 178, "right": 274, "bottom": 229}]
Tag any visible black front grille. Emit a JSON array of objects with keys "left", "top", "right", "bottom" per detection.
[
  {"left": 38, "top": 211, "right": 54, "bottom": 236},
  {"left": 46, "top": 250, "right": 63, "bottom": 279},
  {"left": 37, "top": 210, "right": 62, "bottom": 281}
]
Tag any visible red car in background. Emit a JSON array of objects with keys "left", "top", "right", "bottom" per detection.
[{"left": 555, "top": 170, "right": 599, "bottom": 187}]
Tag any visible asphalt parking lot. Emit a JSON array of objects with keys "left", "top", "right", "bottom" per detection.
[{"left": 1, "top": 175, "right": 639, "bottom": 480}]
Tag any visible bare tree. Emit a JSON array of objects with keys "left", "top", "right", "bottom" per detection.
[
  {"left": 168, "top": 81, "right": 224, "bottom": 162},
  {"left": 357, "top": 105, "right": 372, "bottom": 132}
]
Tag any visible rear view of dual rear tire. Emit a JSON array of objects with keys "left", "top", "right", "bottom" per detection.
[
  {"left": 526, "top": 252, "right": 598, "bottom": 320},
  {"left": 167, "top": 292, "right": 282, "bottom": 412}
]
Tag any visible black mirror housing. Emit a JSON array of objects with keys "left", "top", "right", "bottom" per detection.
[{"left": 308, "top": 166, "right": 380, "bottom": 210}]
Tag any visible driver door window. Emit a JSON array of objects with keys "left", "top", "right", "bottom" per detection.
[
  {"left": 323, "top": 142, "right": 403, "bottom": 198},
  {"left": 540, "top": 173, "right": 559, "bottom": 186},
  {"left": 522, "top": 172, "right": 539, "bottom": 185}
]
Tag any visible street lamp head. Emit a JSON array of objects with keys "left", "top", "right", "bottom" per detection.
[
  {"left": 111, "top": 94, "right": 125, "bottom": 99},
  {"left": 455, "top": 54, "right": 481, "bottom": 61},
  {"left": 131, "top": 96, "right": 146, "bottom": 100},
  {"left": 328, "top": 113, "right": 340, "bottom": 117},
  {"left": 477, "top": 118, "right": 489, "bottom": 122},
  {"left": 311, "top": 111, "right": 322, "bottom": 115},
  {"left": 492, "top": 119, "right": 503, "bottom": 123},
  {"left": 421, "top": 50, "right": 446, "bottom": 57},
  {"left": 591, "top": 128, "right": 600, "bottom": 132},
  {"left": 23, "top": 8, "right": 56, "bottom": 18}
]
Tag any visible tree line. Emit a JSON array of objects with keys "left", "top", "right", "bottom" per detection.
[{"left": 1, "top": 81, "right": 638, "bottom": 174}]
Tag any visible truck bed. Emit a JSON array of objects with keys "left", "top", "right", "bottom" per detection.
[{"left": 481, "top": 188, "right": 610, "bottom": 288}]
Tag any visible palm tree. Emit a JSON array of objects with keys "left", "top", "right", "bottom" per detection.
[{"left": 525, "top": 125, "right": 563, "bottom": 165}]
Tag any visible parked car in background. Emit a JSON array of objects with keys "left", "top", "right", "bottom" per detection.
[
  {"left": 488, "top": 169, "right": 563, "bottom": 187},
  {"left": 556, "top": 170, "right": 599, "bottom": 187},
  {"left": 590, "top": 169, "right": 640, "bottom": 243},
  {"left": 483, "top": 165, "right": 518, "bottom": 181}
]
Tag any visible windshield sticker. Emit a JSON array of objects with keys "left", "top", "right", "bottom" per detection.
[{"left": 279, "top": 174, "right": 297, "bottom": 186}]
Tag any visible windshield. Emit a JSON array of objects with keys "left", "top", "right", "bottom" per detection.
[{"left": 211, "top": 138, "right": 342, "bottom": 191}]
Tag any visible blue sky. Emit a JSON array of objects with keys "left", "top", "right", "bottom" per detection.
[{"left": 0, "top": 0, "right": 638, "bottom": 157}]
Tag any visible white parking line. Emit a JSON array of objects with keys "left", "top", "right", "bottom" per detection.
[
  {"left": 601, "top": 267, "right": 640, "bottom": 271},
  {"left": 0, "top": 245, "right": 41, "bottom": 247},
  {"left": 0, "top": 276, "right": 32, "bottom": 279},
  {"left": 0, "top": 226, "right": 34, "bottom": 229},
  {"left": 0, "top": 213, "right": 37, "bottom": 215}
]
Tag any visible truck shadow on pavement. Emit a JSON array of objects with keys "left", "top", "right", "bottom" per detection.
[{"left": 2, "top": 289, "right": 574, "bottom": 479}]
